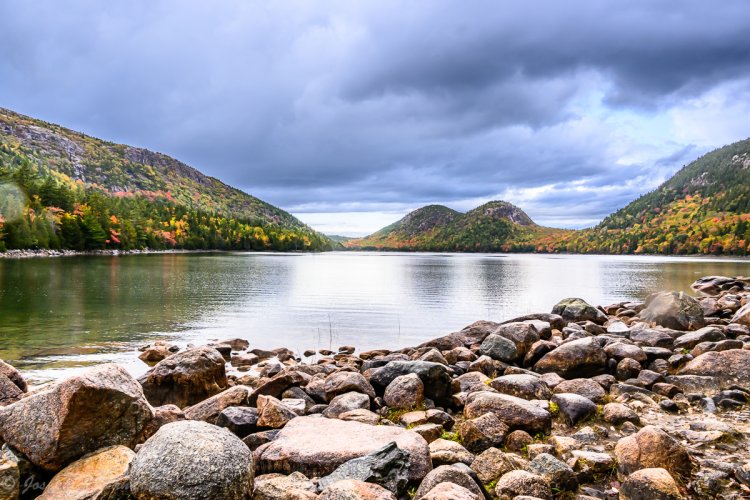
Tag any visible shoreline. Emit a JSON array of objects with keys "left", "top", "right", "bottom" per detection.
[{"left": 1, "top": 275, "right": 750, "bottom": 498}]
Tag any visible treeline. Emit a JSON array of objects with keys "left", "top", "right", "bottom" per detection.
[{"left": 0, "top": 150, "right": 332, "bottom": 252}]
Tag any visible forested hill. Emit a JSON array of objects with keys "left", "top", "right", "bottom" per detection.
[
  {"left": 536, "top": 138, "right": 750, "bottom": 255},
  {"left": 0, "top": 108, "right": 332, "bottom": 252},
  {"left": 348, "top": 201, "right": 567, "bottom": 251}
]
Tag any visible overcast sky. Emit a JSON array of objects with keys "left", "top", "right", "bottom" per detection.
[{"left": 2, "top": 1, "right": 750, "bottom": 235}]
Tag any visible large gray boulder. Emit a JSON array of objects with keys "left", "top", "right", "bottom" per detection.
[
  {"left": 534, "top": 337, "right": 607, "bottom": 378},
  {"left": 552, "top": 298, "right": 607, "bottom": 324},
  {"left": 639, "top": 292, "right": 705, "bottom": 331},
  {"left": 0, "top": 364, "right": 154, "bottom": 472},
  {"left": 139, "top": 346, "right": 228, "bottom": 408},
  {"left": 254, "top": 416, "right": 431, "bottom": 482},
  {"left": 130, "top": 420, "right": 254, "bottom": 499}
]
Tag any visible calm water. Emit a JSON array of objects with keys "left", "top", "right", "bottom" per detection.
[{"left": 1, "top": 252, "right": 749, "bottom": 383}]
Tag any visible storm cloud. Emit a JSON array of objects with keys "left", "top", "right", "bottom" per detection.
[{"left": 2, "top": 1, "right": 750, "bottom": 234}]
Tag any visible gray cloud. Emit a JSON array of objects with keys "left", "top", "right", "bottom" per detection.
[{"left": 1, "top": 0, "right": 750, "bottom": 233}]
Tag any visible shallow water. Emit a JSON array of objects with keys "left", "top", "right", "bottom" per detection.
[{"left": 1, "top": 252, "right": 748, "bottom": 383}]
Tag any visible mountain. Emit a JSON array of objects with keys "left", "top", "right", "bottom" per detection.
[
  {"left": 348, "top": 201, "right": 567, "bottom": 252},
  {"left": 539, "top": 138, "right": 750, "bottom": 255},
  {"left": 0, "top": 108, "right": 332, "bottom": 252}
]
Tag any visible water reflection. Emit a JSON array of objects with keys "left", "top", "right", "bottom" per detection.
[{"left": 0, "top": 252, "right": 748, "bottom": 383}]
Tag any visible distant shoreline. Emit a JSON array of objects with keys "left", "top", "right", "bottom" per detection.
[{"left": 0, "top": 249, "right": 224, "bottom": 259}]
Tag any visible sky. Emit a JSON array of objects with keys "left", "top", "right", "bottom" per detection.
[{"left": 2, "top": 1, "right": 750, "bottom": 236}]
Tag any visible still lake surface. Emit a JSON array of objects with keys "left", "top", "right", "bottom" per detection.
[{"left": 1, "top": 251, "right": 749, "bottom": 383}]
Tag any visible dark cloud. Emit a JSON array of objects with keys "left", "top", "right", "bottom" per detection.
[{"left": 1, "top": 0, "right": 750, "bottom": 233}]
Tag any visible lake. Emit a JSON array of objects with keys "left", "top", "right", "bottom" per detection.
[{"left": 1, "top": 252, "right": 749, "bottom": 384}]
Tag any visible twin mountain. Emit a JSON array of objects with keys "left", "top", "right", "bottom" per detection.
[{"left": 1, "top": 107, "right": 748, "bottom": 255}]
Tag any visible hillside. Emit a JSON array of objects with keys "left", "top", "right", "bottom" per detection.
[
  {"left": 348, "top": 201, "right": 567, "bottom": 252},
  {"left": 538, "top": 138, "right": 750, "bottom": 255},
  {"left": 0, "top": 108, "right": 332, "bottom": 252}
]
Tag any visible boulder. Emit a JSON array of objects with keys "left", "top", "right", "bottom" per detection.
[
  {"left": 384, "top": 373, "right": 424, "bottom": 409},
  {"left": 323, "top": 391, "right": 371, "bottom": 419},
  {"left": 254, "top": 416, "right": 431, "bottom": 482},
  {"left": 534, "top": 337, "right": 607, "bottom": 378},
  {"left": 0, "top": 360, "right": 26, "bottom": 393},
  {"left": 470, "top": 448, "right": 528, "bottom": 484},
  {"left": 679, "top": 349, "right": 750, "bottom": 388},
  {"left": 414, "top": 465, "right": 484, "bottom": 500},
  {"left": 369, "top": 361, "right": 452, "bottom": 406},
  {"left": 602, "top": 403, "right": 640, "bottom": 426},
  {"left": 138, "top": 346, "right": 228, "bottom": 408},
  {"left": 0, "top": 364, "right": 154, "bottom": 472},
  {"left": 183, "top": 385, "right": 252, "bottom": 424},
  {"left": 489, "top": 374, "right": 551, "bottom": 400},
  {"left": 615, "top": 425, "right": 693, "bottom": 479},
  {"left": 464, "top": 392, "right": 551, "bottom": 434},
  {"left": 253, "top": 472, "right": 317, "bottom": 500},
  {"left": 130, "top": 420, "right": 254, "bottom": 499},
  {"left": 325, "top": 371, "right": 376, "bottom": 401},
  {"left": 216, "top": 406, "right": 259, "bottom": 438},
  {"left": 672, "top": 327, "right": 725, "bottom": 351},
  {"left": 429, "top": 439, "right": 474, "bottom": 467},
  {"left": 604, "top": 342, "right": 647, "bottom": 363},
  {"left": 317, "top": 442, "right": 410, "bottom": 496},
  {"left": 38, "top": 445, "right": 134, "bottom": 500},
  {"left": 551, "top": 393, "right": 597, "bottom": 426},
  {"left": 731, "top": 301, "right": 750, "bottom": 326},
  {"left": 528, "top": 452, "right": 578, "bottom": 492},
  {"left": 420, "top": 482, "right": 479, "bottom": 500},
  {"left": 250, "top": 371, "right": 307, "bottom": 405},
  {"left": 494, "top": 470, "right": 550, "bottom": 499},
  {"left": 630, "top": 329, "right": 674, "bottom": 348},
  {"left": 458, "top": 413, "right": 509, "bottom": 453},
  {"left": 492, "top": 322, "right": 540, "bottom": 357},
  {"left": 619, "top": 467, "right": 683, "bottom": 500},
  {"left": 0, "top": 374, "right": 23, "bottom": 406},
  {"left": 138, "top": 341, "right": 177, "bottom": 364},
  {"left": 0, "top": 451, "right": 19, "bottom": 500},
  {"left": 257, "top": 395, "right": 298, "bottom": 428},
  {"left": 318, "top": 479, "right": 396, "bottom": 500},
  {"left": 477, "top": 334, "right": 517, "bottom": 363},
  {"left": 639, "top": 292, "right": 705, "bottom": 331},
  {"left": 552, "top": 298, "right": 607, "bottom": 324},
  {"left": 553, "top": 378, "right": 606, "bottom": 403}
]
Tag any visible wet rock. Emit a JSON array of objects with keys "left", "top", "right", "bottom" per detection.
[
  {"left": 317, "top": 442, "right": 410, "bottom": 496},
  {"left": 384, "top": 373, "right": 424, "bottom": 409},
  {"left": 551, "top": 393, "right": 597, "bottom": 426},
  {"left": 183, "top": 385, "right": 252, "bottom": 424},
  {"left": 602, "top": 403, "right": 640, "bottom": 426},
  {"left": 494, "top": 470, "right": 550, "bottom": 500},
  {"left": 429, "top": 439, "right": 474, "bottom": 466},
  {"left": 130, "top": 420, "right": 254, "bottom": 500},
  {"left": 323, "top": 391, "right": 371, "bottom": 419},
  {"left": 254, "top": 416, "right": 431, "bottom": 482},
  {"left": 528, "top": 452, "right": 578, "bottom": 492},
  {"left": 325, "top": 371, "right": 376, "bottom": 401},
  {"left": 464, "top": 392, "right": 551, "bottom": 434},
  {"left": 257, "top": 394, "right": 299, "bottom": 428},
  {"left": 414, "top": 465, "right": 484, "bottom": 500},
  {"left": 139, "top": 346, "right": 228, "bottom": 408},
  {"left": 619, "top": 467, "right": 682, "bottom": 500},
  {"left": 534, "top": 337, "right": 607, "bottom": 378},
  {"left": 552, "top": 297, "right": 607, "bottom": 324},
  {"left": 492, "top": 322, "right": 540, "bottom": 358},
  {"left": 253, "top": 472, "right": 317, "bottom": 500},
  {"left": 318, "top": 479, "right": 396, "bottom": 500},
  {"left": 553, "top": 378, "right": 606, "bottom": 403},
  {"left": 0, "top": 363, "right": 153, "bottom": 472},
  {"left": 138, "top": 341, "right": 178, "bottom": 364},
  {"left": 614, "top": 425, "right": 693, "bottom": 479},
  {"left": 38, "top": 445, "right": 134, "bottom": 500},
  {"left": 369, "top": 361, "right": 452, "bottom": 406},
  {"left": 458, "top": 413, "right": 509, "bottom": 453},
  {"left": 679, "top": 349, "right": 750, "bottom": 388},
  {"left": 477, "top": 334, "right": 518, "bottom": 363},
  {"left": 639, "top": 292, "right": 705, "bottom": 331},
  {"left": 470, "top": 448, "right": 528, "bottom": 484},
  {"left": 216, "top": 406, "right": 259, "bottom": 438},
  {"left": 489, "top": 374, "right": 551, "bottom": 400}
]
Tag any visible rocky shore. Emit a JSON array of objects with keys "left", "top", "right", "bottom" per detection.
[
  {"left": 0, "top": 249, "right": 220, "bottom": 259},
  {"left": 3, "top": 276, "right": 750, "bottom": 498}
]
